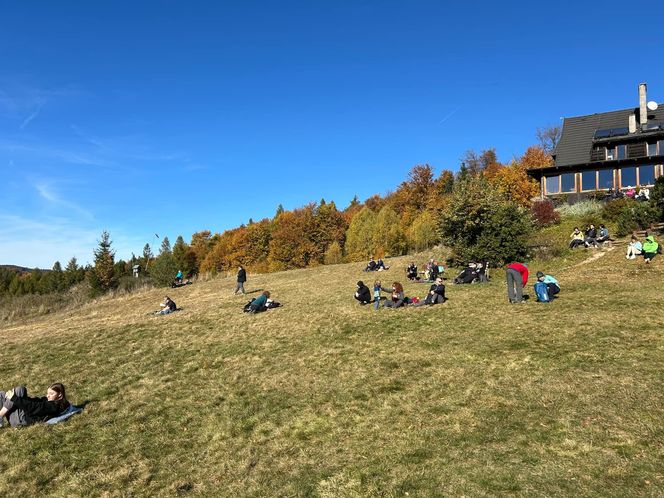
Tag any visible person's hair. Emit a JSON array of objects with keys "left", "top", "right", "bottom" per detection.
[
  {"left": 48, "top": 383, "right": 69, "bottom": 411},
  {"left": 374, "top": 280, "right": 381, "bottom": 287},
  {"left": 574, "top": 227, "right": 579, "bottom": 231},
  {"left": 631, "top": 234, "right": 637, "bottom": 241},
  {"left": 262, "top": 291, "right": 270, "bottom": 298},
  {"left": 392, "top": 282, "right": 403, "bottom": 294}
]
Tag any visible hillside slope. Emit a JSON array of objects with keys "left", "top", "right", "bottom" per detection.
[{"left": 1, "top": 249, "right": 663, "bottom": 496}]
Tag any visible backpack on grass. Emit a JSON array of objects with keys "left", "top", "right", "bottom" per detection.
[{"left": 534, "top": 281, "right": 550, "bottom": 303}]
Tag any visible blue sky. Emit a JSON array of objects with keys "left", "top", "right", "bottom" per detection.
[{"left": 1, "top": 1, "right": 663, "bottom": 268}]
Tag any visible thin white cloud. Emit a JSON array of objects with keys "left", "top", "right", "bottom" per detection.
[
  {"left": 33, "top": 180, "right": 94, "bottom": 221},
  {"left": 19, "top": 98, "right": 47, "bottom": 130},
  {"left": 0, "top": 213, "right": 149, "bottom": 268}
]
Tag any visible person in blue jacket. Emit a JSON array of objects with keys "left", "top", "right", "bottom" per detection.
[{"left": 536, "top": 271, "right": 560, "bottom": 298}]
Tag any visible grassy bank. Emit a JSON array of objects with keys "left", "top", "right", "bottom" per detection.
[{"left": 1, "top": 246, "right": 663, "bottom": 496}]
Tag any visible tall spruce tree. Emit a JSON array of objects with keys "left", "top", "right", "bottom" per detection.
[
  {"left": 91, "top": 230, "right": 118, "bottom": 292},
  {"left": 160, "top": 236, "right": 171, "bottom": 255}
]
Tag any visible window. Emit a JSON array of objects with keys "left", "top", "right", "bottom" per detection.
[
  {"left": 598, "top": 169, "right": 614, "bottom": 189},
  {"left": 639, "top": 165, "right": 656, "bottom": 186},
  {"left": 561, "top": 173, "right": 576, "bottom": 192},
  {"left": 658, "top": 140, "right": 664, "bottom": 155},
  {"left": 545, "top": 175, "right": 560, "bottom": 194},
  {"left": 621, "top": 166, "right": 637, "bottom": 188},
  {"left": 606, "top": 146, "right": 615, "bottom": 160},
  {"left": 617, "top": 145, "right": 626, "bottom": 160},
  {"left": 647, "top": 142, "right": 657, "bottom": 156},
  {"left": 581, "top": 170, "right": 596, "bottom": 191}
]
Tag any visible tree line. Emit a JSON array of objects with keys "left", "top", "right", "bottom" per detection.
[{"left": 1, "top": 142, "right": 554, "bottom": 297}]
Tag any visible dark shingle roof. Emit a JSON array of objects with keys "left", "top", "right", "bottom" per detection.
[{"left": 553, "top": 106, "right": 664, "bottom": 168}]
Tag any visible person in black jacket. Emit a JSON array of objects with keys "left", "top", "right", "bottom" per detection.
[
  {"left": 354, "top": 281, "right": 371, "bottom": 304},
  {"left": 414, "top": 277, "right": 446, "bottom": 306},
  {"left": 0, "top": 383, "right": 70, "bottom": 427},
  {"left": 155, "top": 296, "right": 177, "bottom": 315},
  {"left": 234, "top": 265, "right": 247, "bottom": 295}
]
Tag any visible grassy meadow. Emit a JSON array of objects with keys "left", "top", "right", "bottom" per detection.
[{"left": 1, "top": 244, "right": 664, "bottom": 496}]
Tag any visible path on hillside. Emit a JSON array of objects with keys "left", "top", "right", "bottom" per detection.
[{"left": 566, "top": 246, "right": 615, "bottom": 269}]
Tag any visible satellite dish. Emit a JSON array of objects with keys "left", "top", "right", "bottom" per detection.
[{"left": 647, "top": 101, "right": 658, "bottom": 111}]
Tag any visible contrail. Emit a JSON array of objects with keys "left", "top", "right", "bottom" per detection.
[
  {"left": 20, "top": 99, "right": 47, "bottom": 130},
  {"left": 438, "top": 105, "right": 462, "bottom": 126}
]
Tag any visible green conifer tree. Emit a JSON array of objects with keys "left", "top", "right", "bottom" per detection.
[{"left": 90, "top": 230, "right": 118, "bottom": 293}]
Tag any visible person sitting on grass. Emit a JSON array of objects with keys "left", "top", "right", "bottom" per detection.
[
  {"left": 156, "top": 296, "right": 177, "bottom": 315},
  {"left": 175, "top": 269, "right": 183, "bottom": 284},
  {"left": 642, "top": 235, "right": 660, "bottom": 263},
  {"left": 569, "top": 227, "right": 584, "bottom": 249},
  {"left": 413, "top": 277, "right": 446, "bottom": 306},
  {"left": 406, "top": 262, "right": 419, "bottom": 281},
  {"left": 376, "top": 258, "right": 389, "bottom": 271},
  {"left": 595, "top": 224, "right": 610, "bottom": 245},
  {"left": 364, "top": 257, "right": 377, "bottom": 272},
  {"left": 354, "top": 281, "right": 371, "bottom": 305},
  {"left": 626, "top": 235, "right": 643, "bottom": 259},
  {"left": 0, "top": 383, "right": 69, "bottom": 427},
  {"left": 247, "top": 291, "right": 270, "bottom": 313},
  {"left": 584, "top": 224, "right": 598, "bottom": 248},
  {"left": 536, "top": 271, "right": 560, "bottom": 299},
  {"left": 383, "top": 282, "right": 406, "bottom": 308}
]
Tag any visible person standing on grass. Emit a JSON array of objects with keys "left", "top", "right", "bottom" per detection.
[
  {"left": 0, "top": 383, "right": 69, "bottom": 427},
  {"left": 506, "top": 262, "right": 528, "bottom": 303},
  {"left": 235, "top": 265, "right": 247, "bottom": 294},
  {"left": 175, "top": 269, "right": 183, "bottom": 284}
]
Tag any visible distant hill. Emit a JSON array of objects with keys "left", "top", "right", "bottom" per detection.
[{"left": 0, "top": 265, "right": 48, "bottom": 274}]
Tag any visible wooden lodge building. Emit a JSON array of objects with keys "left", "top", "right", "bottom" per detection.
[{"left": 527, "top": 83, "right": 664, "bottom": 200}]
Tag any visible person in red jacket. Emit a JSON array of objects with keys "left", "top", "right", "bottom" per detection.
[{"left": 506, "top": 262, "right": 528, "bottom": 303}]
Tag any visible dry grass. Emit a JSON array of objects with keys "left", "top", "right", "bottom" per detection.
[{"left": 1, "top": 247, "right": 664, "bottom": 496}]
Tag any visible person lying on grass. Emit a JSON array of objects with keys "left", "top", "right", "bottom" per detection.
[
  {"left": 412, "top": 277, "right": 446, "bottom": 306},
  {"left": 383, "top": 282, "right": 406, "bottom": 308},
  {"left": 0, "top": 383, "right": 69, "bottom": 428},
  {"left": 354, "top": 281, "right": 371, "bottom": 305},
  {"left": 156, "top": 296, "right": 177, "bottom": 315},
  {"left": 248, "top": 291, "right": 270, "bottom": 313}
]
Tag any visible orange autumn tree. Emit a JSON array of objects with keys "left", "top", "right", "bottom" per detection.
[
  {"left": 268, "top": 206, "right": 320, "bottom": 271},
  {"left": 488, "top": 157, "right": 540, "bottom": 208}
]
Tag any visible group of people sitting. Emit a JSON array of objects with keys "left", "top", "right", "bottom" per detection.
[
  {"left": 405, "top": 259, "right": 444, "bottom": 282},
  {"left": 453, "top": 261, "right": 489, "bottom": 284},
  {"left": 354, "top": 278, "right": 446, "bottom": 309},
  {"left": 364, "top": 257, "right": 389, "bottom": 272},
  {"left": 569, "top": 224, "right": 611, "bottom": 249},
  {"left": 626, "top": 234, "right": 661, "bottom": 263}
]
